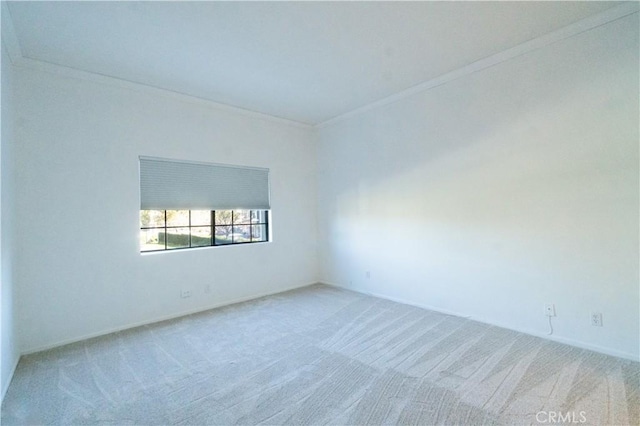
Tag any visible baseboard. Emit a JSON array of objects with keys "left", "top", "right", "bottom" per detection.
[
  {"left": 22, "top": 281, "right": 317, "bottom": 355},
  {"left": 320, "top": 282, "right": 639, "bottom": 363},
  {"left": 1, "top": 354, "right": 20, "bottom": 403},
  {"left": 22, "top": 280, "right": 638, "bottom": 362}
]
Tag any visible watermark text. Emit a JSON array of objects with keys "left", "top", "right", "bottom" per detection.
[{"left": 536, "top": 411, "right": 587, "bottom": 424}]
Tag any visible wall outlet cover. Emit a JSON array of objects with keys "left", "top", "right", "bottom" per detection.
[
  {"left": 544, "top": 304, "right": 556, "bottom": 317},
  {"left": 591, "top": 312, "right": 603, "bottom": 327}
]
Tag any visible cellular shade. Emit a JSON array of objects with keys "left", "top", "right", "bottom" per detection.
[{"left": 140, "top": 156, "right": 270, "bottom": 210}]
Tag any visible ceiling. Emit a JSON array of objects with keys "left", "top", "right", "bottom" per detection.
[{"left": 6, "top": 1, "right": 623, "bottom": 125}]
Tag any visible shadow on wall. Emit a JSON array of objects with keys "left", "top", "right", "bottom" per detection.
[{"left": 317, "top": 14, "right": 639, "bottom": 356}]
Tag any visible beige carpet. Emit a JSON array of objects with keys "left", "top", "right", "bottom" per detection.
[{"left": 2, "top": 284, "right": 638, "bottom": 425}]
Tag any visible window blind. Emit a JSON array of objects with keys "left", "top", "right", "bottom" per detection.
[{"left": 139, "top": 156, "right": 270, "bottom": 210}]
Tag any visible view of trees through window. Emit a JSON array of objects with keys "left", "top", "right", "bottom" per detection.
[{"left": 140, "top": 209, "right": 269, "bottom": 252}]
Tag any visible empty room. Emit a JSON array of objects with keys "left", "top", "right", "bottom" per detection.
[{"left": 1, "top": 1, "right": 638, "bottom": 425}]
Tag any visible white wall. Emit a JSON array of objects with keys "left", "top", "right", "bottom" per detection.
[
  {"left": 14, "top": 66, "right": 318, "bottom": 353},
  {"left": 317, "top": 14, "right": 639, "bottom": 360},
  {"left": 1, "top": 37, "right": 20, "bottom": 397},
  {"left": 6, "top": 5, "right": 638, "bottom": 363}
]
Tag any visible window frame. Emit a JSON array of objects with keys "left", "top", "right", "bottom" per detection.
[{"left": 140, "top": 209, "right": 269, "bottom": 252}]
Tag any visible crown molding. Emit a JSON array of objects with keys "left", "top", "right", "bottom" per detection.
[
  {"left": 2, "top": 2, "right": 638, "bottom": 130},
  {"left": 317, "top": 2, "right": 640, "bottom": 129},
  {"left": 16, "top": 57, "right": 314, "bottom": 129},
  {"left": 1, "top": 1, "right": 312, "bottom": 130}
]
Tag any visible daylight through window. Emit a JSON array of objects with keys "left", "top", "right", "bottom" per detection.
[{"left": 140, "top": 209, "right": 269, "bottom": 252}]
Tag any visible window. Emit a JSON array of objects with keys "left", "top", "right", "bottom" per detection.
[
  {"left": 139, "top": 156, "right": 271, "bottom": 253},
  {"left": 140, "top": 209, "right": 269, "bottom": 252}
]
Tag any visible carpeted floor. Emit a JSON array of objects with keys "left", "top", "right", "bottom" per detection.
[{"left": 2, "top": 284, "right": 638, "bottom": 425}]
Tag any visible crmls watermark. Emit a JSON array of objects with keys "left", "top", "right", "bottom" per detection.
[{"left": 536, "top": 411, "right": 587, "bottom": 424}]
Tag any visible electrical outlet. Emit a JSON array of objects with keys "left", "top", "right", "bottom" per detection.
[
  {"left": 181, "top": 289, "right": 192, "bottom": 298},
  {"left": 544, "top": 304, "right": 556, "bottom": 317},
  {"left": 365, "top": 271, "right": 371, "bottom": 279},
  {"left": 204, "top": 284, "right": 211, "bottom": 294},
  {"left": 591, "top": 312, "right": 603, "bottom": 327}
]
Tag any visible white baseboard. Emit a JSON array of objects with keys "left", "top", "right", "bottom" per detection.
[
  {"left": 1, "top": 354, "right": 20, "bottom": 403},
  {"left": 22, "top": 282, "right": 317, "bottom": 355},
  {"left": 21, "top": 280, "right": 639, "bottom": 362},
  {"left": 320, "top": 282, "right": 639, "bottom": 363}
]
